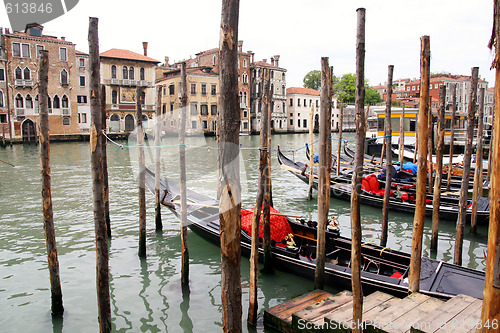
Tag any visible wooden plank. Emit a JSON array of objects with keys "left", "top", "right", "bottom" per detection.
[
  {"left": 410, "top": 294, "right": 477, "bottom": 333},
  {"left": 438, "top": 299, "right": 482, "bottom": 333}
]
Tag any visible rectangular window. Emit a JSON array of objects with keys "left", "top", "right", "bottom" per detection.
[
  {"left": 62, "top": 117, "right": 70, "bottom": 125},
  {"left": 298, "top": 99, "right": 301, "bottom": 106},
  {"left": 290, "top": 119, "right": 293, "bottom": 126},
  {"left": 169, "top": 84, "right": 175, "bottom": 95},
  {"left": 435, "top": 84, "right": 438, "bottom": 89},
  {"left": 12, "top": 43, "right": 21, "bottom": 57},
  {"left": 200, "top": 104, "right": 208, "bottom": 115},
  {"left": 190, "top": 83, "right": 196, "bottom": 95},
  {"left": 191, "top": 120, "right": 197, "bottom": 129},
  {"left": 21, "top": 43, "right": 30, "bottom": 58},
  {"left": 0, "top": 68, "right": 4, "bottom": 81},
  {"left": 190, "top": 104, "right": 197, "bottom": 115},
  {"left": 211, "top": 104, "right": 217, "bottom": 115},
  {"left": 79, "top": 76, "right": 85, "bottom": 87},
  {"left": 77, "top": 95, "right": 87, "bottom": 103},
  {"left": 303, "top": 119, "right": 307, "bottom": 128},
  {"left": 79, "top": 58, "right": 85, "bottom": 67},
  {"left": 202, "top": 120, "right": 208, "bottom": 129},
  {"left": 289, "top": 98, "right": 293, "bottom": 106},
  {"left": 316, "top": 100, "right": 319, "bottom": 107},
  {"left": 304, "top": 99, "right": 306, "bottom": 106},
  {"left": 170, "top": 104, "right": 174, "bottom": 114},
  {"left": 59, "top": 47, "right": 67, "bottom": 61},
  {"left": 211, "top": 84, "right": 216, "bottom": 96},
  {"left": 36, "top": 45, "right": 44, "bottom": 58},
  {"left": 201, "top": 84, "right": 207, "bottom": 95}
]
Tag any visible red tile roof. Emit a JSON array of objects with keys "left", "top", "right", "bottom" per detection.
[
  {"left": 100, "top": 49, "right": 160, "bottom": 63},
  {"left": 286, "top": 87, "right": 320, "bottom": 96}
]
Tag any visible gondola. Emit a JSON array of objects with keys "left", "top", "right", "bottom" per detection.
[
  {"left": 144, "top": 167, "right": 484, "bottom": 300},
  {"left": 278, "top": 148, "right": 490, "bottom": 225}
]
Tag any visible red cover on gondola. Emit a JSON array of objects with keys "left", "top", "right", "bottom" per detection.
[{"left": 241, "top": 207, "right": 293, "bottom": 245}]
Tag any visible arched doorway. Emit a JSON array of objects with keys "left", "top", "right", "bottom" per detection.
[
  {"left": 22, "top": 119, "right": 36, "bottom": 142},
  {"left": 124, "top": 114, "right": 135, "bottom": 132},
  {"left": 109, "top": 114, "right": 120, "bottom": 132},
  {"left": 314, "top": 114, "right": 320, "bottom": 131}
]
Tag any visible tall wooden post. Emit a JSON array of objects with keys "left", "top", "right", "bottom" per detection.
[
  {"left": 446, "top": 84, "right": 457, "bottom": 192},
  {"left": 431, "top": 85, "right": 446, "bottom": 251},
  {"left": 350, "top": 9, "right": 366, "bottom": 332},
  {"left": 454, "top": 67, "right": 478, "bottom": 266},
  {"left": 137, "top": 86, "right": 147, "bottom": 258},
  {"left": 427, "top": 95, "right": 434, "bottom": 194},
  {"left": 248, "top": 69, "right": 269, "bottom": 325},
  {"left": 218, "top": 0, "right": 242, "bottom": 330},
  {"left": 408, "top": 35, "right": 430, "bottom": 293},
  {"left": 88, "top": 17, "right": 111, "bottom": 333},
  {"left": 101, "top": 85, "right": 111, "bottom": 238},
  {"left": 381, "top": 65, "right": 394, "bottom": 248},
  {"left": 38, "top": 50, "right": 64, "bottom": 316},
  {"left": 337, "top": 105, "right": 344, "bottom": 176},
  {"left": 308, "top": 104, "right": 315, "bottom": 199},
  {"left": 179, "top": 62, "right": 189, "bottom": 284},
  {"left": 471, "top": 87, "right": 485, "bottom": 234},
  {"left": 4, "top": 62, "right": 13, "bottom": 146},
  {"left": 399, "top": 104, "right": 405, "bottom": 166},
  {"left": 155, "top": 85, "right": 163, "bottom": 231},
  {"left": 314, "top": 57, "right": 332, "bottom": 290},
  {"left": 480, "top": 3, "right": 500, "bottom": 327}
]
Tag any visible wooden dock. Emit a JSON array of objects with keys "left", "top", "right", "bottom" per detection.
[{"left": 264, "top": 289, "right": 483, "bottom": 333}]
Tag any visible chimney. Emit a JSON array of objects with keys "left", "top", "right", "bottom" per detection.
[
  {"left": 164, "top": 56, "right": 169, "bottom": 66},
  {"left": 263, "top": 59, "right": 267, "bottom": 63},
  {"left": 143, "top": 42, "right": 148, "bottom": 56},
  {"left": 238, "top": 40, "right": 243, "bottom": 52},
  {"left": 61, "top": 36, "right": 65, "bottom": 41},
  {"left": 251, "top": 52, "right": 255, "bottom": 63},
  {"left": 271, "top": 58, "right": 275, "bottom": 66},
  {"left": 274, "top": 55, "right": 280, "bottom": 67}
]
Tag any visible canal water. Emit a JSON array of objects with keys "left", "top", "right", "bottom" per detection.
[{"left": 0, "top": 132, "right": 488, "bottom": 332}]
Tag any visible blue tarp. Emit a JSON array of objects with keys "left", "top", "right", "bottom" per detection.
[
  {"left": 402, "top": 162, "right": 418, "bottom": 174},
  {"left": 313, "top": 153, "right": 319, "bottom": 163}
]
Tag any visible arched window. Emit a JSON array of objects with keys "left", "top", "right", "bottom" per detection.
[
  {"left": 0, "top": 90, "right": 3, "bottom": 107},
  {"left": 213, "top": 55, "right": 217, "bottom": 66},
  {"left": 25, "top": 94, "right": 33, "bottom": 109},
  {"left": 282, "top": 85, "right": 285, "bottom": 95},
  {"left": 15, "top": 94, "right": 23, "bottom": 108},
  {"left": 53, "top": 95, "right": 60, "bottom": 109},
  {"left": 271, "top": 84, "right": 274, "bottom": 94},
  {"left": 48, "top": 97, "right": 52, "bottom": 111},
  {"left": 140, "top": 68, "right": 145, "bottom": 81},
  {"left": 34, "top": 95, "right": 39, "bottom": 111},
  {"left": 282, "top": 73, "right": 285, "bottom": 80},
  {"left": 15, "top": 67, "right": 22, "bottom": 80},
  {"left": 62, "top": 95, "right": 69, "bottom": 108},
  {"left": 111, "top": 65, "right": 117, "bottom": 79},
  {"left": 123, "top": 66, "right": 128, "bottom": 79},
  {"left": 243, "top": 92, "right": 247, "bottom": 105},
  {"left": 112, "top": 90, "right": 118, "bottom": 104},
  {"left": 23, "top": 67, "right": 30, "bottom": 80},
  {"left": 60, "top": 69, "right": 68, "bottom": 85},
  {"left": 129, "top": 67, "right": 134, "bottom": 80},
  {"left": 239, "top": 91, "right": 242, "bottom": 103},
  {"left": 243, "top": 59, "right": 247, "bottom": 68}
]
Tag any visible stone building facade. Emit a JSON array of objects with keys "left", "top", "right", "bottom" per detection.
[
  {"left": 75, "top": 51, "right": 90, "bottom": 132},
  {"left": 1, "top": 23, "right": 80, "bottom": 139}
]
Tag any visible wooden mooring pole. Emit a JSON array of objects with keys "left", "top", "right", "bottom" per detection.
[
  {"left": 137, "top": 86, "right": 147, "bottom": 258},
  {"left": 446, "top": 84, "right": 457, "bottom": 192},
  {"left": 101, "top": 85, "right": 111, "bottom": 238},
  {"left": 431, "top": 85, "right": 446, "bottom": 251},
  {"left": 179, "top": 62, "right": 189, "bottom": 284},
  {"left": 350, "top": 8, "right": 366, "bottom": 332},
  {"left": 38, "top": 49, "right": 64, "bottom": 316},
  {"left": 427, "top": 95, "right": 434, "bottom": 194},
  {"left": 409, "top": 35, "right": 430, "bottom": 293},
  {"left": 155, "top": 85, "right": 163, "bottom": 231},
  {"left": 471, "top": 87, "right": 485, "bottom": 234},
  {"left": 314, "top": 58, "right": 332, "bottom": 290},
  {"left": 381, "top": 65, "right": 394, "bottom": 248},
  {"left": 480, "top": 3, "right": 500, "bottom": 327},
  {"left": 308, "top": 104, "right": 315, "bottom": 199},
  {"left": 88, "top": 17, "right": 111, "bottom": 333},
  {"left": 398, "top": 104, "right": 405, "bottom": 167},
  {"left": 337, "top": 105, "right": 343, "bottom": 176},
  {"left": 454, "top": 67, "right": 478, "bottom": 266},
  {"left": 248, "top": 68, "right": 270, "bottom": 325},
  {"left": 218, "top": 0, "right": 242, "bottom": 330}
]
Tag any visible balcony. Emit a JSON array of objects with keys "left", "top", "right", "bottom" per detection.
[
  {"left": 240, "top": 103, "right": 247, "bottom": 109},
  {"left": 16, "top": 108, "right": 24, "bottom": 116},
  {"left": 139, "top": 80, "right": 149, "bottom": 87},
  {"left": 129, "top": 80, "right": 138, "bottom": 86},
  {"left": 14, "top": 79, "right": 33, "bottom": 87},
  {"left": 122, "top": 79, "right": 130, "bottom": 85},
  {"left": 62, "top": 108, "right": 70, "bottom": 115},
  {"left": 111, "top": 78, "right": 120, "bottom": 85}
]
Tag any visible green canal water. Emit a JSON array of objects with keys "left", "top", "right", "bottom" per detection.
[{"left": 0, "top": 133, "right": 488, "bottom": 332}]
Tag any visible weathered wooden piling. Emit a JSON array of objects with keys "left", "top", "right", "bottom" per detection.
[
  {"left": 38, "top": 50, "right": 64, "bottom": 316},
  {"left": 398, "top": 104, "right": 405, "bottom": 167},
  {"left": 350, "top": 8, "right": 366, "bottom": 332},
  {"left": 137, "top": 86, "right": 147, "bottom": 258},
  {"left": 427, "top": 95, "right": 434, "bottom": 194},
  {"left": 2, "top": 125, "right": 5, "bottom": 147},
  {"left": 454, "top": 67, "right": 478, "bottom": 266},
  {"left": 88, "top": 17, "right": 111, "bottom": 333},
  {"left": 446, "top": 84, "right": 457, "bottom": 192},
  {"left": 314, "top": 57, "right": 332, "bottom": 290},
  {"left": 101, "top": 85, "right": 111, "bottom": 238},
  {"left": 154, "top": 85, "right": 163, "bottom": 232},
  {"left": 481, "top": 3, "right": 500, "bottom": 327},
  {"left": 431, "top": 85, "right": 446, "bottom": 251},
  {"left": 218, "top": 0, "right": 242, "bottom": 330},
  {"left": 471, "top": 87, "right": 485, "bottom": 234},
  {"left": 381, "top": 65, "right": 394, "bottom": 248},
  {"left": 308, "top": 104, "right": 315, "bottom": 199},
  {"left": 248, "top": 68, "right": 270, "bottom": 325},
  {"left": 179, "top": 62, "right": 189, "bottom": 284},
  {"left": 337, "top": 105, "right": 344, "bottom": 176},
  {"left": 409, "top": 35, "right": 430, "bottom": 293}
]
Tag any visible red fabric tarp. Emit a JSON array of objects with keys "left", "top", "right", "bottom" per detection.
[{"left": 241, "top": 207, "right": 293, "bottom": 245}]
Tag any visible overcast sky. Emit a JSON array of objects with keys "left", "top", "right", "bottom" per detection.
[{"left": 1, "top": 0, "right": 496, "bottom": 88}]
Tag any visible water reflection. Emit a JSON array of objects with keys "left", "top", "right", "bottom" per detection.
[{"left": 180, "top": 284, "right": 193, "bottom": 333}]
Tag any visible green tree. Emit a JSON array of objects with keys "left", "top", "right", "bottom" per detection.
[
  {"left": 365, "top": 87, "right": 382, "bottom": 105},
  {"left": 334, "top": 73, "right": 382, "bottom": 105},
  {"left": 303, "top": 70, "right": 321, "bottom": 90}
]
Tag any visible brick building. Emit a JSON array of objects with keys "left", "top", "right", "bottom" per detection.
[{"left": 75, "top": 51, "right": 90, "bottom": 132}]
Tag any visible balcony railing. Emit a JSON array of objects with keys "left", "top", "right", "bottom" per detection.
[
  {"left": 62, "top": 108, "right": 70, "bottom": 115},
  {"left": 14, "top": 79, "right": 33, "bottom": 87},
  {"left": 15, "top": 108, "right": 24, "bottom": 116}
]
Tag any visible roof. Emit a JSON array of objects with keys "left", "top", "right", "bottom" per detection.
[
  {"left": 100, "top": 49, "right": 160, "bottom": 63},
  {"left": 252, "top": 61, "right": 286, "bottom": 71},
  {"left": 76, "top": 50, "right": 88, "bottom": 56},
  {"left": 286, "top": 87, "right": 320, "bottom": 96}
]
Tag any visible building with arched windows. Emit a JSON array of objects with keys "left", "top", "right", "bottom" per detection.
[
  {"left": 1, "top": 24, "right": 80, "bottom": 140},
  {"left": 100, "top": 46, "right": 159, "bottom": 132}
]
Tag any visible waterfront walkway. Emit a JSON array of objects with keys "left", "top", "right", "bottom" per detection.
[{"left": 264, "top": 289, "right": 482, "bottom": 332}]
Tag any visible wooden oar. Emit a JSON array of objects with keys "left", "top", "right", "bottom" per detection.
[{"left": 0, "top": 158, "right": 15, "bottom": 167}]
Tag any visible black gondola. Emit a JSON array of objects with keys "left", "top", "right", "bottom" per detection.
[
  {"left": 144, "top": 167, "right": 484, "bottom": 300},
  {"left": 278, "top": 148, "right": 490, "bottom": 225}
]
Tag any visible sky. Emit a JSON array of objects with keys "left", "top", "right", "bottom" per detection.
[{"left": 1, "top": 0, "right": 496, "bottom": 88}]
